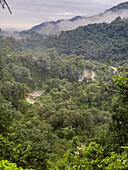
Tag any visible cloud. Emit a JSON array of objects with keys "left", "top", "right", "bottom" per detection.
[
  {"left": 32, "top": 8, "right": 128, "bottom": 36},
  {"left": 0, "top": 0, "right": 126, "bottom": 31}
]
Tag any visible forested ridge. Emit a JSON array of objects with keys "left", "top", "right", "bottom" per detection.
[
  {"left": 44, "top": 17, "right": 128, "bottom": 64},
  {"left": 0, "top": 17, "right": 128, "bottom": 169}
]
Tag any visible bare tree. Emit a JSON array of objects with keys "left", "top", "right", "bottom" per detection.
[{"left": 0, "top": 0, "right": 12, "bottom": 14}]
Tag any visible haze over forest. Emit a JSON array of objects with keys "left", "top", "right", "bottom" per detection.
[
  {"left": 24, "top": 2, "right": 128, "bottom": 36},
  {"left": 0, "top": 0, "right": 127, "bottom": 31},
  {"left": 0, "top": 1, "right": 128, "bottom": 170}
]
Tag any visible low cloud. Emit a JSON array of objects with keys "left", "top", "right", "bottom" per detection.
[
  {"left": 31, "top": 9, "right": 128, "bottom": 35},
  {"left": 0, "top": 0, "right": 126, "bottom": 31}
]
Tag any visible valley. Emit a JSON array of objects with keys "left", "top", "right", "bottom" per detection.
[{"left": 0, "top": 1, "right": 128, "bottom": 170}]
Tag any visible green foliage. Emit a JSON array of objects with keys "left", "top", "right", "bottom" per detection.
[
  {"left": 0, "top": 134, "right": 34, "bottom": 169},
  {"left": 49, "top": 143, "right": 128, "bottom": 170},
  {"left": 44, "top": 18, "right": 128, "bottom": 64},
  {"left": 0, "top": 134, "right": 13, "bottom": 160},
  {"left": 113, "top": 73, "right": 128, "bottom": 97},
  {"left": 1, "top": 81, "right": 29, "bottom": 107},
  {"left": 0, "top": 103, "right": 21, "bottom": 134},
  {"left": 109, "top": 72, "right": 128, "bottom": 149},
  {"left": 99, "top": 147, "right": 128, "bottom": 170},
  {"left": 0, "top": 17, "right": 128, "bottom": 169},
  {"left": 0, "top": 160, "right": 34, "bottom": 170}
]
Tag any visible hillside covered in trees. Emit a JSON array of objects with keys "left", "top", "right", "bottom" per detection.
[
  {"left": 44, "top": 17, "right": 128, "bottom": 64},
  {"left": 0, "top": 17, "right": 128, "bottom": 169}
]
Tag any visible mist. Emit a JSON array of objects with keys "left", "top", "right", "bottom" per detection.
[{"left": 34, "top": 9, "right": 128, "bottom": 35}]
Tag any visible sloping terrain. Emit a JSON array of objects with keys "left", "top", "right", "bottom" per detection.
[
  {"left": 44, "top": 17, "right": 128, "bottom": 63},
  {"left": 21, "top": 2, "right": 128, "bottom": 36}
]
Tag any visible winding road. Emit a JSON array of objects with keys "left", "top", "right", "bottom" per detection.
[
  {"left": 27, "top": 91, "right": 42, "bottom": 104},
  {"left": 78, "top": 69, "right": 95, "bottom": 82}
]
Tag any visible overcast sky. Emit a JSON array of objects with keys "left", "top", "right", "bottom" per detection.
[{"left": 0, "top": 0, "right": 127, "bottom": 31}]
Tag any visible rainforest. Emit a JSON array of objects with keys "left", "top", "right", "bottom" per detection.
[{"left": 0, "top": 12, "right": 128, "bottom": 170}]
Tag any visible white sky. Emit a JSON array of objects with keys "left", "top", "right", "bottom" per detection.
[{"left": 0, "top": 0, "right": 127, "bottom": 31}]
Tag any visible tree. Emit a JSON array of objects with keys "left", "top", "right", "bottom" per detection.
[
  {"left": 0, "top": 160, "right": 33, "bottom": 170},
  {"left": 108, "top": 72, "right": 128, "bottom": 149},
  {"left": 0, "top": 102, "right": 20, "bottom": 135},
  {"left": 0, "top": 0, "right": 12, "bottom": 14}
]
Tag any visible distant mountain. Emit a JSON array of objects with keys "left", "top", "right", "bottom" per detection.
[
  {"left": 44, "top": 17, "right": 128, "bottom": 63},
  {"left": 108, "top": 1, "right": 128, "bottom": 12},
  {"left": 21, "top": 1, "right": 128, "bottom": 36}
]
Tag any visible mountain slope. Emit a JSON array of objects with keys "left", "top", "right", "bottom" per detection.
[
  {"left": 22, "top": 1, "right": 128, "bottom": 36},
  {"left": 108, "top": 1, "right": 128, "bottom": 12},
  {"left": 44, "top": 17, "right": 128, "bottom": 63}
]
